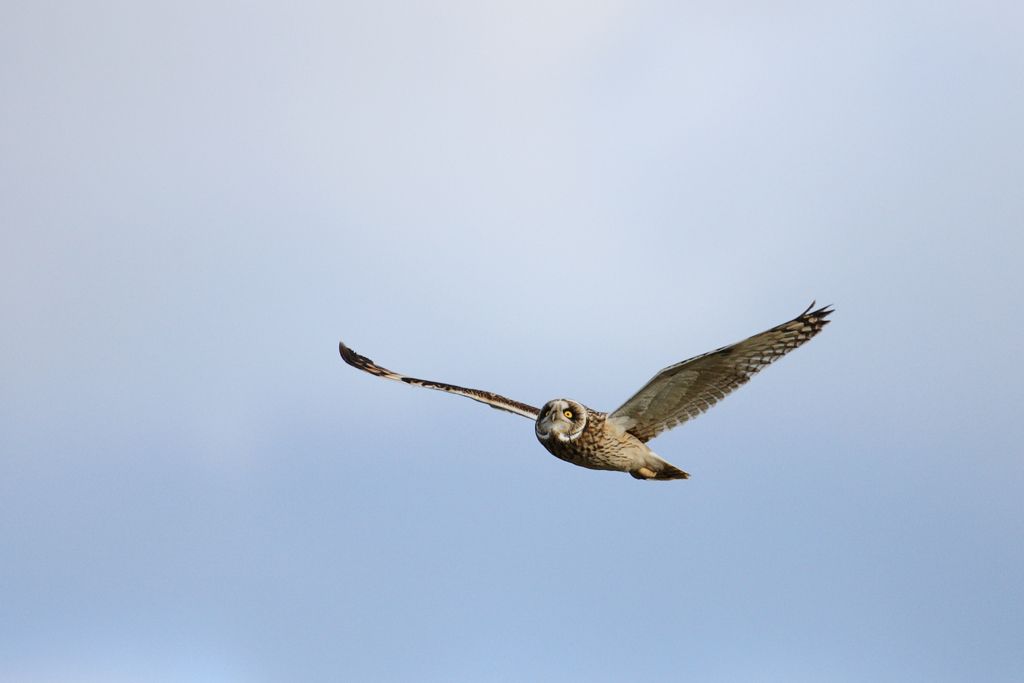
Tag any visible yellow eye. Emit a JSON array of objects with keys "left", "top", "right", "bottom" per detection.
[{"left": 563, "top": 409, "right": 573, "bottom": 419}]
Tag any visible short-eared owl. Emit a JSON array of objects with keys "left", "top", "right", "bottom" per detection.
[{"left": 339, "top": 303, "right": 832, "bottom": 481}]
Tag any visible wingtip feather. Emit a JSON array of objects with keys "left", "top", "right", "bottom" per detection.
[
  {"left": 338, "top": 340, "right": 354, "bottom": 363},
  {"left": 339, "top": 340, "right": 374, "bottom": 371}
]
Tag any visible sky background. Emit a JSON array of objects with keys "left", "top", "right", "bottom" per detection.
[{"left": 2, "top": 1, "right": 1022, "bottom": 681}]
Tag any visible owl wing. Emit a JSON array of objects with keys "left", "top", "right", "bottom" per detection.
[
  {"left": 607, "top": 303, "right": 833, "bottom": 443},
  {"left": 339, "top": 341, "right": 541, "bottom": 420}
]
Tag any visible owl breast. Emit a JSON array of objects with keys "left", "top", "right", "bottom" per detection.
[{"left": 537, "top": 407, "right": 644, "bottom": 473}]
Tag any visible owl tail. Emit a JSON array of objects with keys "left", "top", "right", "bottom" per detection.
[{"left": 630, "top": 455, "right": 691, "bottom": 481}]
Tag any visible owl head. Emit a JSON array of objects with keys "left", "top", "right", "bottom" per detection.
[{"left": 535, "top": 399, "right": 587, "bottom": 442}]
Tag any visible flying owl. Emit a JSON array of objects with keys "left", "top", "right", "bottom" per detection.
[{"left": 339, "top": 303, "right": 832, "bottom": 481}]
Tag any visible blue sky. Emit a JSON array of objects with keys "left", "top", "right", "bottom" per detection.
[{"left": 2, "top": 1, "right": 1022, "bottom": 681}]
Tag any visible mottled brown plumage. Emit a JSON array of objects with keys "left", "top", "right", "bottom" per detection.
[
  {"left": 607, "top": 302, "right": 833, "bottom": 442},
  {"left": 535, "top": 401, "right": 690, "bottom": 480},
  {"left": 339, "top": 303, "right": 832, "bottom": 481}
]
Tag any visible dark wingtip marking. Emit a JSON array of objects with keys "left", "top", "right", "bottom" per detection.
[
  {"left": 810, "top": 303, "right": 835, "bottom": 317},
  {"left": 339, "top": 341, "right": 374, "bottom": 371},
  {"left": 338, "top": 340, "right": 357, "bottom": 364},
  {"left": 798, "top": 302, "right": 835, "bottom": 330}
]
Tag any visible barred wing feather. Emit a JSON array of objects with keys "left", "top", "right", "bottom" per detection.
[{"left": 607, "top": 304, "right": 833, "bottom": 443}]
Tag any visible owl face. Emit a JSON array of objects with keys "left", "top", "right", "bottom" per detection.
[{"left": 535, "top": 399, "right": 587, "bottom": 442}]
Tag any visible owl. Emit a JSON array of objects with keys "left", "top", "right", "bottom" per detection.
[{"left": 339, "top": 303, "right": 832, "bottom": 481}]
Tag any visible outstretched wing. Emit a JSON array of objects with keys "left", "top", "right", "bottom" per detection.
[
  {"left": 339, "top": 341, "right": 541, "bottom": 420},
  {"left": 607, "top": 303, "right": 833, "bottom": 442}
]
